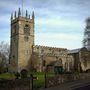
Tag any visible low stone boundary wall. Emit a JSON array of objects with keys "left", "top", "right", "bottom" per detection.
[
  {"left": 46, "top": 73, "right": 90, "bottom": 88},
  {"left": 0, "top": 78, "right": 32, "bottom": 90}
]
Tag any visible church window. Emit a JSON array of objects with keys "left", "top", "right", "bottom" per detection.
[
  {"left": 59, "top": 59, "right": 62, "bottom": 64},
  {"left": 83, "top": 57, "right": 87, "bottom": 67},
  {"left": 43, "top": 60, "right": 46, "bottom": 66},
  {"left": 24, "top": 24, "right": 30, "bottom": 35}
]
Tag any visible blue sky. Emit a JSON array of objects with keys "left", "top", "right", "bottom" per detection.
[{"left": 0, "top": 0, "right": 90, "bottom": 49}]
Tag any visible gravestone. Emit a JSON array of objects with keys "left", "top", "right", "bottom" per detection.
[{"left": 20, "top": 69, "right": 28, "bottom": 78}]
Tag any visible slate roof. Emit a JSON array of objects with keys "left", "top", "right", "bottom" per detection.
[{"left": 68, "top": 48, "right": 81, "bottom": 54}]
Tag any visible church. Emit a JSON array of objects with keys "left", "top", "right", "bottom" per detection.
[{"left": 9, "top": 8, "right": 90, "bottom": 73}]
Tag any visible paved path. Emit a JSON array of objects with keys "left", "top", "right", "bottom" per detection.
[
  {"left": 39, "top": 78, "right": 90, "bottom": 90},
  {"left": 73, "top": 85, "right": 90, "bottom": 90}
]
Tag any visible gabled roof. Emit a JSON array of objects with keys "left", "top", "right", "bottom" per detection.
[
  {"left": 68, "top": 48, "right": 81, "bottom": 54},
  {"left": 68, "top": 47, "right": 89, "bottom": 54}
]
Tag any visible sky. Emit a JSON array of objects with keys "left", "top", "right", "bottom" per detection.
[{"left": 0, "top": 0, "right": 90, "bottom": 50}]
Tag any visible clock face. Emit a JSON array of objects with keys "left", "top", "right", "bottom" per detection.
[
  {"left": 24, "top": 36, "right": 29, "bottom": 42},
  {"left": 24, "top": 24, "right": 30, "bottom": 35}
]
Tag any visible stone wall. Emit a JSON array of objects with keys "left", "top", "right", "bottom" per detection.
[
  {"left": 68, "top": 47, "right": 90, "bottom": 72},
  {"left": 33, "top": 45, "right": 74, "bottom": 72},
  {"left": 46, "top": 73, "right": 90, "bottom": 88},
  {"left": 0, "top": 78, "right": 32, "bottom": 90}
]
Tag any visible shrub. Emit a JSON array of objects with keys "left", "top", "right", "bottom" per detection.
[{"left": 14, "top": 72, "right": 20, "bottom": 79}]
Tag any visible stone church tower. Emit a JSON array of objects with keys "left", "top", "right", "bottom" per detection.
[{"left": 9, "top": 8, "right": 34, "bottom": 72}]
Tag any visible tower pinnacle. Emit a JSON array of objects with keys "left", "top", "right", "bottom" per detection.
[
  {"left": 26, "top": 10, "right": 28, "bottom": 18},
  {"left": 18, "top": 8, "right": 21, "bottom": 17},
  {"left": 11, "top": 13, "right": 13, "bottom": 20},
  {"left": 14, "top": 11, "right": 16, "bottom": 18},
  {"left": 32, "top": 11, "right": 35, "bottom": 19}
]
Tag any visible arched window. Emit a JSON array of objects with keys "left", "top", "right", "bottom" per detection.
[
  {"left": 43, "top": 60, "right": 46, "bottom": 66},
  {"left": 59, "top": 59, "right": 62, "bottom": 64},
  {"left": 24, "top": 24, "right": 30, "bottom": 35},
  {"left": 83, "top": 57, "right": 87, "bottom": 67}
]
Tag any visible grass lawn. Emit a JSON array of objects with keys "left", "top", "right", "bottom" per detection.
[
  {"left": 29, "top": 72, "right": 55, "bottom": 88},
  {"left": 32, "top": 72, "right": 45, "bottom": 88},
  {"left": 0, "top": 73, "right": 15, "bottom": 80},
  {"left": 0, "top": 72, "right": 55, "bottom": 88}
]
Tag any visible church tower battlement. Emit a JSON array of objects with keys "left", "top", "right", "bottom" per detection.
[{"left": 9, "top": 8, "right": 35, "bottom": 72}]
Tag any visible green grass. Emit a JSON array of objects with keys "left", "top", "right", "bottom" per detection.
[
  {"left": 0, "top": 72, "right": 55, "bottom": 88},
  {"left": 0, "top": 73, "right": 15, "bottom": 80},
  {"left": 29, "top": 72, "right": 55, "bottom": 88},
  {"left": 33, "top": 72, "right": 45, "bottom": 88}
]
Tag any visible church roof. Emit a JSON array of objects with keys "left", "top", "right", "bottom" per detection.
[
  {"left": 68, "top": 47, "right": 89, "bottom": 54},
  {"left": 34, "top": 45, "right": 67, "bottom": 51},
  {"left": 68, "top": 48, "right": 81, "bottom": 54}
]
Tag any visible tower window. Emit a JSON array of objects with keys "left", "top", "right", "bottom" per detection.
[{"left": 24, "top": 24, "right": 30, "bottom": 35}]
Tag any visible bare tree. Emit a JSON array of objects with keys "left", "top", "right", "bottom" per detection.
[
  {"left": 0, "top": 53, "right": 6, "bottom": 73},
  {"left": 0, "top": 41, "right": 10, "bottom": 59},
  {"left": 0, "top": 41, "right": 10, "bottom": 72}
]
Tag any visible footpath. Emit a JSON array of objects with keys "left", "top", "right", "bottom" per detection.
[{"left": 39, "top": 78, "right": 90, "bottom": 90}]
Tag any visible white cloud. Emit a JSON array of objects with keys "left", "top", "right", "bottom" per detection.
[
  {"left": 36, "top": 32, "right": 82, "bottom": 41},
  {"left": 36, "top": 18, "right": 82, "bottom": 28},
  {"left": 35, "top": 32, "right": 83, "bottom": 49},
  {"left": 0, "top": 14, "right": 10, "bottom": 23},
  {"left": 0, "top": 0, "right": 88, "bottom": 49}
]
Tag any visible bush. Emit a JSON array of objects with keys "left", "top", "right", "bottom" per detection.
[{"left": 14, "top": 72, "right": 20, "bottom": 79}]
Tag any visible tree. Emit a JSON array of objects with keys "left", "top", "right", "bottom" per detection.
[
  {"left": 0, "top": 53, "right": 6, "bottom": 73},
  {"left": 0, "top": 41, "right": 10, "bottom": 59},
  {"left": 0, "top": 41, "right": 10, "bottom": 72}
]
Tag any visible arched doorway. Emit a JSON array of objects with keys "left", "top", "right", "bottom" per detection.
[{"left": 54, "top": 59, "right": 63, "bottom": 74}]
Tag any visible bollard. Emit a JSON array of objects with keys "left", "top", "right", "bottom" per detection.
[{"left": 45, "top": 72, "right": 47, "bottom": 88}]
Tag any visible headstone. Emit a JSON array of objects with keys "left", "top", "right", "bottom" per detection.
[{"left": 20, "top": 69, "right": 28, "bottom": 78}]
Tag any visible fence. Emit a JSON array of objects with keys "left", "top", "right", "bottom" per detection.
[
  {"left": 0, "top": 77, "right": 33, "bottom": 90},
  {"left": 0, "top": 73, "right": 90, "bottom": 89}
]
